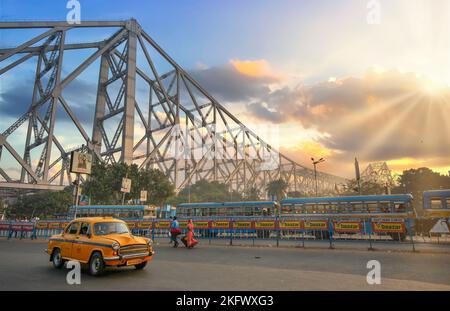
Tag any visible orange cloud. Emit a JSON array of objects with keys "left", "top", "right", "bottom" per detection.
[
  {"left": 230, "top": 59, "right": 280, "bottom": 80},
  {"left": 287, "top": 140, "right": 336, "bottom": 159}
]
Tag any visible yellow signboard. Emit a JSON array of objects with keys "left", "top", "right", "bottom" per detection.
[
  {"left": 178, "top": 221, "right": 188, "bottom": 228},
  {"left": 304, "top": 220, "right": 328, "bottom": 230},
  {"left": 254, "top": 221, "right": 275, "bottom": 230},
  {"left": 372, "top": 221, "right": 405, "bottom": 233},
  {"left": 126, "top": 221, "right": 136, "bottom": 229},
  {"left": 35, "top": 222, "right": 48, "bottom": 229},
  {"left": 279, "top": 220, "right": 303, "bottom": 230},
  {"left": 333, "top": 221, "right": 361, "bottom": 232},
  {"left": 48, "top": 222, "right": 60, "bottom": 229},
  {"left": 211, "top": 221, "right": 230, "bottom": 229},
  {"left": 233, "top": 221, "right": 253, "bottom": 229},
  {"left": 193, "top": 221, "right": 210, "bottom": 229},
  {"left": 154, "top": 221, "right": 171, "bottom": 229},
  {"left": 136, "top": 221, "right": 153, "bottom": 229}
]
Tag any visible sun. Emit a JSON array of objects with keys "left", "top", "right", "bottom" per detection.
[{"left": 421, "top": 77, "right": 448, "bottom": 96}]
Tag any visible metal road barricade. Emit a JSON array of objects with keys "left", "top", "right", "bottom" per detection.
[
  {"left": 2, "top": 216, "right": 448, "bottom": 252},
  {"left": 0, "top": 221, "right": 35, "bottom": 239}
]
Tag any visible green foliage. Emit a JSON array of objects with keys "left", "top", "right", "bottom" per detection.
[
  {"left": 245, "top": 186, "right": 261, "bottom": 201},
  {"left": 83, "top": 162, "right": 175, "bottom": 206},
  {"left": 287, "top": 191, "right": 310, "bottom": 198},
  {"left": 393, "top": 167, "right": 450, "bottom": 194},
  {"left": 392, "top": 167, "right": 450, "bottom": 212},
  {"left": 265, "top": 179, "right": 288, "bottom": 201},
  {"left": 169, "top": 179, "right": 242, "bottom": 204},
  {"left": 140, "top": 168, "right": 175, "bottom": 206},
  {"left": 7, "top": 188, "right": 73, "bottom": 218}
]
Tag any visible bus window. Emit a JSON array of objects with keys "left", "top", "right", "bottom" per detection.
[
  {"left": 379, "top": 202, "right": 390, "bottom": 213},
  {"left": 351, "top": 203, "right": 363, "bottom": 213},
  {"left": 430, "top": 198, "right": 442, "bottom": 209},
  {"left": 304, "top": 203, "right": 315, "bottom": 213},
  {"left": 367, "top": 203, "right": 378, "bottom": 212},
  {"left": 394, "top": 203, "right": 406, "bottom": 212},
  {"left": 446, "top": 198, "right": 450, "bottom": 209}
]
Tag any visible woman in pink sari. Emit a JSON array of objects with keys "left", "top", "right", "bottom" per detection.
[{"left": 185, "top": 219, "right": 198, "bottom": 248}]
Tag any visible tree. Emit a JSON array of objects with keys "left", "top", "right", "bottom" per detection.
[
  {"left": 392, "top": 167, "right": 450, "bottom": 212},
  {"left": 265, "top": 179, "right": 288, "bottom": 201},
  {"left": 83, "top": 162, "right": 175, "bottom": 206},
  {"left": 244, "top": 186, "right": 261, "bottom": 201},
  {"left": 139, "top": 168, "right": 175, "bottom": 207},
  {"left": 7, "top": 188, "right": 73, "bottom": 219},
  {"left": 287, "top": 191, "right": 309, "bottom": 198},
  {"left": 169, "top": 179, "right": 242, "bottom": 204}
]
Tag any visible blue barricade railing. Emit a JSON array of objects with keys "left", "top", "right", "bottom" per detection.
[{"left": 2, "top": 215, "right": 448, "bottom": 251}]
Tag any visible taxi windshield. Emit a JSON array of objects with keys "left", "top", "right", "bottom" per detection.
[{"left": 94, "top": 222, "right": 129, "bottom": 235}]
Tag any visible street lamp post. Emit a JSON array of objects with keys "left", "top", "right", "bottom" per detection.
[{"left": 311, "top": 157, "right": 325, "bottom": 197}]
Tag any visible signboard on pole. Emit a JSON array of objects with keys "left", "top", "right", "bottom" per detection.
[
  {"left": 69, "top": 151, "right": 92, "bottom": 174},
  {"left": 121, "top": 178, "right": 131, "bottom": 193},
  {"left": 140, "top": 190, "right": 147, "bottom": 202}
]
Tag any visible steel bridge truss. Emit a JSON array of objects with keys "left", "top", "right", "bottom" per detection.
[{"left": 0, "top": 20, "right": 345, "bottom": 195}]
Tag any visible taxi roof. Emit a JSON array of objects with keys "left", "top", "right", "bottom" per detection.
[{"left": 70, "top": 217, "right": 124, "bottom": 223}]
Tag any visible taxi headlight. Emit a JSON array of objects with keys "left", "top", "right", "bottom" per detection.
[{"left": 112, "top": 242, "right": 120, "bottom": 250}]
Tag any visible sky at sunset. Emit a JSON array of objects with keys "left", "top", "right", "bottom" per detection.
[{"left": 1, "top": 0, "right": 449, "bottom": 179}]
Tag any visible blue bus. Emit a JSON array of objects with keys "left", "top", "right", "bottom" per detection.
[
  {"left": 280, "top": 194, "right": 415, "bottom": 216},
  {"left": 423, "top": 190, "right": 450, "bottom": 218},
  {"left": 68, "top": 205, "right": 157, "bottom": 219},
  {"left": 280, "top": 194, "right": 415, "bottom": 241},
  {"left": 175, "top": 201, "right": 278, "bottom": 218}
]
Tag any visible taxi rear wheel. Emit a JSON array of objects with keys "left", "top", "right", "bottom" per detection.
[
  {"left": 134, "top": 261, "right": 147, "bottom": 270},
  {"left": 89, "top": 252, "right": 105, "bottom": 276},
  {"left": 52, "top": 248, "right": 65, "bottom": 269}
]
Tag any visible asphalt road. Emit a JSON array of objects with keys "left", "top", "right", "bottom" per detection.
[{"left": 0, "top": 238, "right": 449, "bottom": 290}]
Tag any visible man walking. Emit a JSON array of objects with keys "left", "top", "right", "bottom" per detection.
[{"left": 170, "top": 216, "right": 181, "bottom": 247}]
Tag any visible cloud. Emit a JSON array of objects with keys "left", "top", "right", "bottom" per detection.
[
  {"left": 246, "top": 68, "right": 450, "bottom": 170},
  {"left": 0, "top": 78, "right": 97, "bottom": 126},
  {"left": 189, "top": 59, "right": 280, "bottom": 103},
  {"left": 229, "top": 59, "right": 280, "bottom": 80}
]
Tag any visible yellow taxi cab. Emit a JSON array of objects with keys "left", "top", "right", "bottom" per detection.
[{"left": 46, "top": 217, "right": 153, "bottom": 276}]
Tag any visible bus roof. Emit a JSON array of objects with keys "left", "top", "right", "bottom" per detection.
[
  {"left": 69, "top": 205, "right": 146, "bottom": 210},
  {"left": 177, "top": 201, "right": 278, "bottom": 208},
  {"left": 423, "top": 190, "right": 450, "bottom": 198},
  {"left": 281, "top": 194, "right": 413, "bottom": 205}
]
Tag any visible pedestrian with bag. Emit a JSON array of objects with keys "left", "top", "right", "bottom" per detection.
[{"left": 170, "top": 216, "right": 181, "bottom": 247}]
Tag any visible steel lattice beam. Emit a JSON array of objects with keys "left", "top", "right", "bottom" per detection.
[{"left": 0, "top": 19, "right": 346, "bottom": 194}]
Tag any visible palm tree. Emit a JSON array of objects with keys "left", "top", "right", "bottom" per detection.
[{"left": 265, "top": 179, "right": 288, "bottom": 201}]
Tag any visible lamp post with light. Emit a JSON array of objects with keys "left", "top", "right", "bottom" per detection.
[{"left": 311, "top": 157, "right": 325, "bottom": 197}]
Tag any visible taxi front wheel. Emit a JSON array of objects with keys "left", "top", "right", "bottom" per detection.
[
  {"left": 52, "top": 248, "right": 65, "bottom": 269},
  {"left": 89, "top": 252, "right": 105, "bottom": 276}
]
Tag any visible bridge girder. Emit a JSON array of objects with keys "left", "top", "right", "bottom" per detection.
[{"left": 0, "top": 19, "right": 346, "bottom": 195}]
